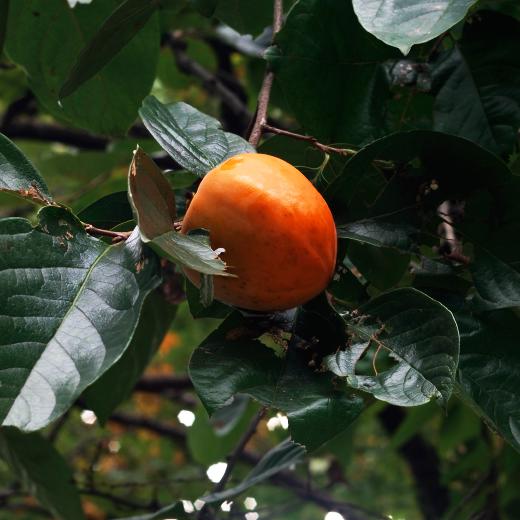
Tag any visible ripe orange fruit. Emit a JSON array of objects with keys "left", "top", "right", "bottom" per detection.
[{"left": 181, "top": 153, "right": 337, "bottom": 311}]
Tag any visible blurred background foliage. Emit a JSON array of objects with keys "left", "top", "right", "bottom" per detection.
[{"left": 1, "top": 0, "right": 520, "bottom": 519}]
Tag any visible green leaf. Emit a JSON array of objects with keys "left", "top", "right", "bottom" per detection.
[
  {"left": 327, "top": 288, "right": 460, "bottom": 407},
  {"left": 78, "top": 191, "right": 133, "bottom": 230},
  {"left": 60, "top": 0, "right": 160, "bottom": 99},
  {"left": 432, "top": 12, "right": 520, "bottom": 156},
  {"left": 352, "top": 0, "right": 477, "bottom": 54},
  {"left": 457, "top": 310, "right": 520, "bottom": 452},
  {"left": 139, "top": 96, "right": 255, "bottom": 176},
  {"left": 0, "top": 133, "right": 52, "bottom": 204},
  {"left": 115, "top": 502, "right": 188, "bottom": 520},
  {"left": 5, "top": 0, "right": 159, "bottom": 135},
  {"left": 151, "top": 228, "right": 230, "bottom": 276},
  {"left": 128, "top": 146, "right": 176, "bottom": 240},
  {"left": 0, "top": 428, "right": 85, "bottom": 520},
  {"left": 347, "top": 242, "right": 410, "bottom": 291},
  {"left": 0, "top": 0, "right": 8, "bottom": 56},
  {"left": 325, "top": 130, "right": 511, "bottom": 218},
  {"left": 82, "top": 291, "right": 177, "bottom": 423},
  {"left": 189, "top": 312, "right": 364, "bottom": 451},
  {"left": 470, "top": 247, "right": 520, "bottom": 310},
  {"left": 337, "top": 215, "right": 419, "bottom": 252},
  {"left": 202, "top": 439, "right": 305, "bottom": 503},
  {"left": 270, "top": 0, "right": 397, "bottom": 146},
  {"left": 0, "top": 207, "right": 160, "bottom": 431}
]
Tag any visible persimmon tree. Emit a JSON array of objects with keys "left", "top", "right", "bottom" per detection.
[{"left": 0, "top": 0, "right": 519, "bottom": 519}]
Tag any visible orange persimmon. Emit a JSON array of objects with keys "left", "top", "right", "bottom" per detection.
[{"left": 181, "top": 153, "right": 337, "bottom": 311}]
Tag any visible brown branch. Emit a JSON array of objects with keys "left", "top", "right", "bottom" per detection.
[
  {"left": 262, "top": 123, "right": 357, "bottom": 156},
  {"left": 379, "top": 406, "right": 450, "bottom": 520},
  {"left": 247, "top": 0, "right": 284, "bottom": 147},
  {"left": 166, "top": 33, "right": 251, "bottom": 131},
  {"left": 84, "top": 224, "right": 131, "bottom": 242},
  {"left": 1, "top": 120, "right": 109, "bottom": 150}
]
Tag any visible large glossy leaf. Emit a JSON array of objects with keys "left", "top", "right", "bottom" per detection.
[
  {"left": 5, "top": 0, "right": 159, "bottom": 135},
  {"left": 139, "top": 96, "right": 255, "bottom": 176},
  {"left": 0, "top": 428, "right": 85, "bottom": 519},
  {"left": 82, "top": 292, "right": 177, "bottom": 423},
  {"left": 0, "top": 207, "right": 160, "bottom": 431},
  {"left": 327, "top": 288, "right": 460, "bottom": 407},
  {"left": 432, "top": 12, "right": 520, "bottom": 156},
  {"left": 202, "top": 439, "right": 305, "bottom": 503},
  {"left": 457, "top": 311, "right": 520, "bottom": 452},
  {"left": 352, "top": 0, "right": 477, "bottom": 54},
  {"left": 60, "top": 0, "right": 160, "bottom": 99},
  {"left": 189, "top": 312, "right": 364, "bottom": 451},
  {"left": 269, "top": 0, "right": 397, "bottom": 146},
  {"left": 0, "top": 133, "right": 52, "bottom": 204},
  {"left": 128, "top": 146, "right": 176, "bottom": 240}
]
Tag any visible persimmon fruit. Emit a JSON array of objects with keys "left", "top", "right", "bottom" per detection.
[{"left": 181, "top": 153, "right": 337, "bottom": 311}]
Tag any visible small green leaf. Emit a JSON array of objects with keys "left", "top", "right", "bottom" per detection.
[
  {"left": 0, "top": 133, "right": 52, "bottom": 204},
  {"left": 60, "top": 0, "right": 160, "bottom": 99},
  {"left": 337, "top": 216, "right": 419, "bottom": 252},
  {"left": 0, "top": 428, "right": 85, "bottom": 520},
  {"left": 139, "top": 96, "right": 255, "bottom": 176},
  {"left": 202, "top": 439, "right": 305, "bottom": 503},
  {"left": 200, "top": 273, "right": 214, "bottom": 307},
  {"left": 128, "top": 146, "right": 176, "bottom": 240},
  {"left": 82, "top": 291, "right": 177, "bottom": 423},
  {"left": 151, "top": 229, "right": 230, "bottom": 276},
  {"left": 327, "top": 288, "right": 460, "bottom": 407},
  {"left": 352, "top": 0, "right": 477, "bottom": 54},
  {"left": 0, "top": 207, "right": 160, "bottom": 431}
]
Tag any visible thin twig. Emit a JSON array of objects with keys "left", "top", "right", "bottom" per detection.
[
  {"left": 262, "top": 123, "right": 357, "bottom": 156},
  {"left": 247, "top": 0, "right": 284, "bottom": 147},
  {"left": 216, "top": 407, "right": 267, "bottom": 493},
  {"left": 84, "top": 224, "right": 131, "bottom": 241}
]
